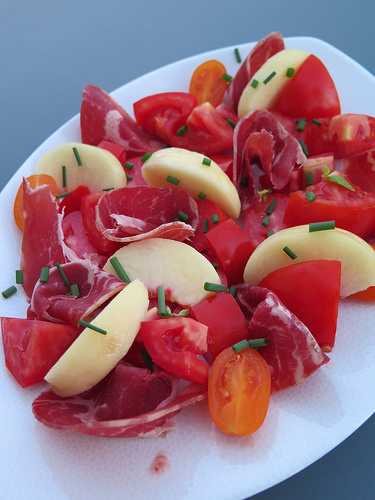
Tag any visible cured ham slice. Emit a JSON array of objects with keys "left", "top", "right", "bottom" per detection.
[
  {"left": 33, "top": 364, "right": 206, "bottom": 437},
  {"left": 21, "top": 180, "right": 66, "bottom": 298},
  {"left": 95, "top": 186, "right": 199, "bottom": 243},
  {"left": 81, "top": 85, "right": 164, "bottom": 156},
  {"left": 235, "top": 285, "right": 328, "bottom": 391},
  {"left": 30, "top": 261, "right": 124, "bottom": 326}
]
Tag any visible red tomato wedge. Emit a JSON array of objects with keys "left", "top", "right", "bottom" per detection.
[
  {"left": 342, "top": 150, "right": 375, "bottom": 193},
  {"left": 139, "top": 318, "right": 209, "bottom": 385},
  {"left": 189, "top": 60, "right": 229, "bottom": 107},
  {"left": 59, "top": 185, "right": 90, "bottom": 215},
  {"left": 1, "top": 318, "right": 78, "bottom": 387},
  {"left": 260, "top": 260, "right": 341, "bottom": 350},
  {"left": 272, "top": 55, "right": 341, "bottom": 119},
  {"left": 190, "top": 198, "right": 229, "bottom": 252},
  {"left": 328, "top": 114, "right": 375, "bottom": 158},
  {"left": 208, "top": 347, "right": 271, "bottom": 436}
]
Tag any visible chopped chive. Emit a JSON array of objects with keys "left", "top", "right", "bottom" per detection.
[
  {"left": 176, "top": 125, "right": 188, "bottom": 136},
  {"left": 102, "top": 187, "right": 114, "bottom": 191},
  {"left": 211, "top": 213, "right": 220, "bottom": 224},
  {"left": 166, "top": 175, "right": 180, "bottom": 186},
  {"left": 232, "top": 339, "right": 250, "bottom": 353},
  {"left": 305, "top": 191, "right": 316, "bottom": 202},
  {"left": 250, "top": 79, "right": 259, "bottom": 89},
  {"left": 15, "top": 270, "right": 24, "bottom": 285},
  {"left": 204, "top": 282, "right": 228, "bottom": 293},
  {"left": 257, "top": 188, "right": 272, "bottom": 202},
  {"left": 322, "top": 165, "right": 331, "bottom": 177},
  {"left": 157, "top": 286, "right": 169, "bottom": 317},
  {"left": 267, "top": 229, "right": 275, "bottom": 237},
  {"left": 283, "top": 246, "right": 297, "bottom": 260},
  {"left": 61, "top": 165, "right": 67, "bottom": 188},
  {"left": 70, "top": 283, "right": 80, "bottom": 297},
  {"left": 222, "top": 73, "right": 232, "bottom": 82},
  {"left": 229, "top": 286, "right": 237, "bottom": 297},
  {"left": 286, "top": 67, "right": 295, "bottom": 78},
  {"left": 198, "top": 191, "right": 207, "bottom": 200},
  {"left": 262, "top": 215, "right": 270, "bottom": 227},
  {"left": 126, "top": 174, "right": 133, "bottom": 182},
  {"left": 141, "top": 152, "right": 152, "bottom": 163},
  {"left": 299, "top": 139, "right": 309, "bottom": 157},
  {"left": 263, "top": 71, "right": 276, "bottom": 84},
  {"left": 177, "top": 211, "right": 189, "bottom": 223},
  {"left": 202, "top": 157, "right": 211, "bottom": 166},
  {"left": 234, "top": 47, "right": 242, "bottom": 63},
  {"left": 72, "top": 147, "right": 82, "bottom": 166},
  {"left": 326, "top": 174, "right": 355, "bottom": 191},
  {"left": 124, "top": 161, "right": 134, "bottom": 170},
  {"left": 232, "top": 338, "right": 268, "bottom": 353},
  {"left": 296, "top": 118, "right": 307, "bottom": 132},
  {"left": 55, "top": 192, "right": 70, "bottom": 199},
  {"left": 2, "top": 286, "right": 17, "bottom": 299},
  {"left": 79, "top": 320, "right": 107, "bottom": 335},
  {"left": 305, "top": 171, "right": 314, "bottom": 186},
  {"left": 141, "top": 347, "right": 154, "bottom": 372},
  {"left": 109, "top": 256, "right": 131, "bottom": 283},
  {"left": 55, "top": 263, "right": 70, "bottom": 287},
  {"left": 309, "top": 221, "right": 336, "bottom": 232},
  {"left": 40, "top": 266, "right": 50, "bottom": 283},
  {"left": 202, "top": 219, "right": 209, "bottom": 233},
  {"left": 312, "top": 118, "right": 321, "bottom": 126},
  {"left": 266, "top": 198, "right": 277, "bottom": 215},
  {"left": 226, "top": 117, "right": 236, "bottom": 129},
  {"left": 177, "top": 309, "right": 190, "bottom": 317}
]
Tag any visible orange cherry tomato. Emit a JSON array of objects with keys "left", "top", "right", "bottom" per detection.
[
  {"left": 13, "top": 174, "right": 60, "bottom": 231},
  {"left": 208, "top": 346, "right": 271, "bottom": 436},
  {"left": 349, "top": 244, "right": 375, "bottom": 301},
  {"left": 189, "top": 60, "right": 229, "bottom": 107}
]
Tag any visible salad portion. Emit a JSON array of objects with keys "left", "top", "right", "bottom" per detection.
[{"left": 2, "top": 32, "right": 375, "bottom": 439}]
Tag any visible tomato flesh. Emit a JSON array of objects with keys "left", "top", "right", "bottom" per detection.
[
  {"left": 189, "top": 60, "right": 229, "bottom": 107},
  {"left": 59, "top": 185, "right": 90, "bottom": 215}
]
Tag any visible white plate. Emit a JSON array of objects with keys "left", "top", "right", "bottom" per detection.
[{"left": 0, "top": 37, "right": 374, "bottom": 500}]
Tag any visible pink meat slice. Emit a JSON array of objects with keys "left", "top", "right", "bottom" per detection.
[
  {"left": 21, "top": 180, "right": 66, "bottom": 298},
  {"left": 95, "top": 186, "right": 199, "bottom": 243},
  {"left": 30, "top": 261, "right": 124, "bottom": 326},
  {"left": 80, "top": 85, "right": 164, "bottom": 156},
  {"left": 235, "top": 285, "right": 329, "bottom": 391},
  {"left": 32, "top": 364, "right": 206, "bottom": 437}
]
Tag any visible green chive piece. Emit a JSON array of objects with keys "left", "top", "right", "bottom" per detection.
[
  {"left": 305, "top": 191, "right": 316, "bottom": 202},
  {"left": 296, "top": 118, "right": 307, "bottom": 132},
  {"left": 40, "top": 266, "right": 50, "bottom": 283},
  {"left": 166, "top": 175, "right": 180, "bottom": 186},
  {"left": 141, "top": 347, "right": 154, "bottom": 372},
  {"left": 250, "top": 79, "right": 259, "bottom": 89},
  {"left": 124, "top": 161, "right": 134, "bottom": 170},
  {"left": 226, "top": 117, "right": 236, "bottom": 129},
  {"left": 248, "top": 338, "right": 268, "bottom": 349},
  {"left": 305, "top": 171, "right": 314, "bottom": 186},
  {"left": 157, "top": 286, "right": 169, "bottom": 317},
  {"left": 222, "top": 73, "right": 232, "bottom": 82},
  {"left": 229, "top": 286, "right": 237, "bottom": 297},
  {"left": 322, "top": 165, "right": 331, "bottom": 177},
  {"left": 72, "top": 147, "right": 82, "bottom": 166},
  {"left": 202, "top": 157, "right": 211, "bottom": 166},
  {"left": 177, "top": 211, "right": 189, "bottom": 223},
  {"left": 70, "top": 283, "right": 80, "bottom": 297},
  {"left": 309, "top": 221, "right": 336, "bottom": 232},
  {"left": 232, "top": 339, "right": 250, "bottom": 353},
  {"left": 266, "top": 198, "right": 277, "bottom": 215},
  {"left": 299, "top": 139, "right": 309, "bottom": 156},
  {"left": 2, "top": 286, "right": 17, "bottom": 299},
  {"left": 15, "top": 270, "right": 24, "bottom": 285},
  {"left": 55, "top": 263, "right": 70, "bottom": 287},
  {"left": 177, "top": 309, "right": 190, "bottom": 317},
  {"left": 234, "top": 47, "right": 242, "bottom": 63},
  {"left": 109, "top": 256, "right": 131, "bottom": 283},
  {"left": 204, "top": 282, "right": 228, "bottom": 293},
  {"left": 176, "top": 125, "right": 188, "bottom": 136},
  {"left": 62, "top": 165, "right": 67, "bottom": 188},
  {"left": 102, "top": 187, "right": 114, "bottom": 192},
  {"left": 263, "top": 71, "right": 276, "bottom": 84},
  {"left": 142, "top": 152, "right": 152, "bottom": 163},
  {"left": 79, "top": 320, "right": 107, "bottom": 335},
  {"left": 286, "top": 67, "right": 295, "bottom": 78},
  {"left": 203, "top": 219, "right": 209, "bottom": 233},
  {"left": 267, "top": 229, "right": 275, "bottom": 237},
  {"left": 211, "top": 213, "right": 220, "bottom": 224},
  {"left": 55, "top": 192, "right": 70, "bottom": 200},
  {"left": 326, "top": 174, "right": 355, "bottom": 191},
  {"left": 126, "top": 174, "right": 133, "bottom": 182},
  {"left": 312, "top": 118, "right": 321, "bottom": 126},
  {"left": 262, "top": 215, "right": 270, "bottom": 227},
  {"left": 283, "top": 246, "right": 297, "bottom": 260},
  {"left": 198, "top": 191, "right": 207, "bottom": 200}
]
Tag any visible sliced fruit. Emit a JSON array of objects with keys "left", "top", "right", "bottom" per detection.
[
  {"left": 238, "top": 49, "right": 309, "bottom": 118},
  {"left": 36, "top": 143, "right": 127, "bottom": 192},
  {"left": 45, "top": 280, "right": 149, "bottom": 397},
  {"left": 142, "top": 147, "right": 241, "bottom": 218},
  {"left": 104, "top": 238, "right": 220, "bottom": 305},
  {"left": 243, "top": 225, "right": 375, "bottom": 297}
]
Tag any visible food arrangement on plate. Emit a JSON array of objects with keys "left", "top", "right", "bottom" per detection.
[{"left": 2, "top": 32, "right": 375, "bottom": 439}]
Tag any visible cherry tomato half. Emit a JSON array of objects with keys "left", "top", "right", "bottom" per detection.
[{"left": 189, "top": 60, "right": 229, "bottom": 107}]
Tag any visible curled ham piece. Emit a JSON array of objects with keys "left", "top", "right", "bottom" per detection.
[
  {"left": 30, "top": 261, "right": 124, "bottom": 326},
  {"left": 33, "top": 364, "right": 206, "bottom": 437},
  {"left": 235, "top": 285, "right": 329, "bottom": 391},
  {"left": 95, "top": 186, "right": 199, "bottom": 243}
]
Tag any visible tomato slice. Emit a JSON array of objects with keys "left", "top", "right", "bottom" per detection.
[
  {"left": 189, "top": 60, "right": 229, "bottom": 107},
  {"left": 14, "top": 174, "right": 60, "bottom": 231},
  {"left": 208, "top": 346, "right": 271, "bottom": 436},
  {"left": 342, "top": 150, "right": 375, "bottom": 194},
  {"left": 328, "top": 114, "right": 375, "bottom": 158},
  {"left": 1, "top": 318, "right": 78, "bottom": 387},
  {"left": 260, "top": 260, "right": 341, "bottom": 350},
  {"left": 190, "top": 199, "right": 229, "bottom": 252},
  {"left": 272, "top": 55, "right": 340, "bottom": 119},
  {"left": 59, "top": 185, "right": 90, "bottom": 215},
  {"left": 139, "top": 317, "right": 209, "bottom": 385}
]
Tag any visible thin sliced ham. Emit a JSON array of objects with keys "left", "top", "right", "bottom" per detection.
[
  {"left": 30, "top": 261, "right": 124, "bottom": 326},
  {"left": 95, "top": 186, "right": 199, "bottom": 243},
  {"left": 235, "top": 285, "right": 329, "bottom": 391},
  {"left": 32, "top": 364, "right": 206, "bottom": 437}
]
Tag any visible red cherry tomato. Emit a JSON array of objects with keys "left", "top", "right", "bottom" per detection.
[{"left": 189, "top": 60, "right": 229, "bottom": 107}]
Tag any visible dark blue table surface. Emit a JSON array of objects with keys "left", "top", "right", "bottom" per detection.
[{"left": 1, "top": 1, "right": 374, "bottom": 498}]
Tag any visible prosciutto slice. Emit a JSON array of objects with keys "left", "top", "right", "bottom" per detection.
[
  {"left": 96, "top": 186, "right": 199, "bottom": 243},
  {"left": 33, "top": 364, "right": 206, "bottom": 437},
  {"left": 235, "top": 285, "right": 329, "bottom": 391},
  {"left": 21, "top": 180, "right": 66, "bottom": 298},
  {"left": 81, "top": 85, "right": 164, "bottom": 156},
  {"left": 30, "top": 261, "right": 124, "bottom": 326}
]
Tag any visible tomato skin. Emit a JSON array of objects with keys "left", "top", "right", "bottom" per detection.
[
  {"left": 191, "top": 293, "right": 248, "bottom": 359},
  {"left": 272, "top": 55, "right": 340, "bottom": 119},
  {"left": 342, "top": 150, "right": 375, "bottom": 194},
  {"left": 189, "top": 60, "right": 229, "bottom": 107},
  {"left": 1, "top": 318, "right": 78, "bottom": 387},
  {"left": 260, "top": 260, "right": 341, "bottom": 349},
  {"left": 14, "top": 175, "right": 60, "bottom": 231},
  {"left": 139, "top": 318, "right": 209, "bottom": 385},
  {"left": 190, "top": 198, "right": 229, "bottom": 252},
  {"left": 59, "top": 185, "right": 90, "bottom": 215},
  {"left": 208, "top": 347, "right": 271, "bottom": 436}
]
